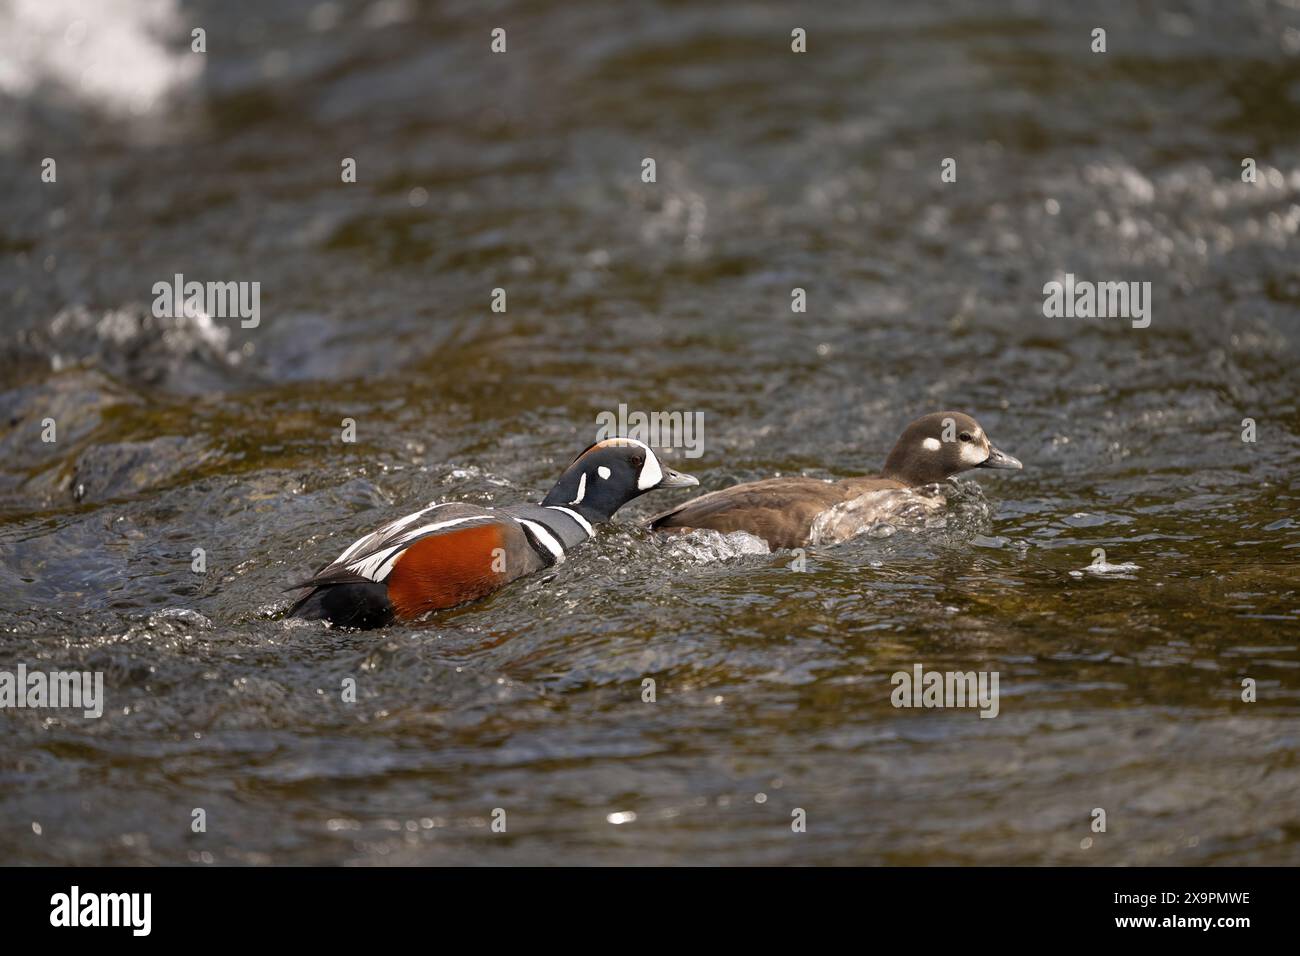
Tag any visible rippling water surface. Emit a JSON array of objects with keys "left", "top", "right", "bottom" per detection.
[{"left": 1, "top": 0, "right": 1298, "bottom": 865}]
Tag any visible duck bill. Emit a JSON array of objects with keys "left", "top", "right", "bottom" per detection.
[
  {"left": 656, "top": 466, "right": 699, "bottom": 488},
  {"left": 978, "top": 445, "right": 1023, "bottom": 471}
]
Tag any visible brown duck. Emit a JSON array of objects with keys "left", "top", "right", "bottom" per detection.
[{"left": 648, "top": 412, "right": 1022, "bottom": 550}]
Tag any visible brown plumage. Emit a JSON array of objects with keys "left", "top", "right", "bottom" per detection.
[
  {"left": 648, "top": 412, "right": 1022, "bottom": 550},
  {"left": 385, "top": 521, "right": 513, "bottom": 620}
]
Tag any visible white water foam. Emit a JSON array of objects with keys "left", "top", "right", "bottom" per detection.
[
  {"left": 661, "top": 528, "right": 772, "bottom": 563},
  {"left": 0, "top": 0, "right": 202, "bottom": 116},
  {"left": 809, "top": 488, "right": 948, "bottom": 546}
]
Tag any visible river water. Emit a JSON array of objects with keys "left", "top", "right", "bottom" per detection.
[{"left": 1, "top": 0, "right": 1298, "bottom": 865}]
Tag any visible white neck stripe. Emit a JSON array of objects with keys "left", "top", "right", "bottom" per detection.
[
  {"left": 515, "top": 518, "right": 565, "bottom": 563},
  {"left": 545, "top": 506, "right": 594, "bottom": 536}
]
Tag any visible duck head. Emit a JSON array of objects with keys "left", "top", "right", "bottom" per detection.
[
  {"left": 881, "top": 411, "right": 1023, "bottom": 486},
  {"left": 543, "top": 437, "right": 698, "bottom": 522}
]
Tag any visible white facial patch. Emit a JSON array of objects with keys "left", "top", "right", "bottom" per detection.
[
  {"left": 544, "top": 505, "right": 594, "bottom": 537},
  {"left": 960, "top": 437, "right": 988, "bottom": 466},
  {"left": 922, "top": 437, "right": 942, "bottom": 451},
  {"left": 636, "top": 451, "right": 663, "bottom": 490},
  {"left": 585, "top": 436, "right": 661, "bottom": 489},
  {"left": 569, "top": 471, "right": 587, "bottom": 504}
]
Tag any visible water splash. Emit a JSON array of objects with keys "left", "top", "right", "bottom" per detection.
[{"left": 659, "top": 528, "right": 772, "bottom": 562}]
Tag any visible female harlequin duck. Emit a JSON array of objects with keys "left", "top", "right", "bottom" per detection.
[
  {"left": 289, "top": 438, "right": 697, "bottom": 629},
  {"left": 648, "top": 411, "right": 1022, "bottom": 550}
]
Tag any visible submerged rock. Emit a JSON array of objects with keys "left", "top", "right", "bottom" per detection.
[
  {"left": 0, "top": 369, "right": 134, "bottom": 510},
  {"left": 71, "top": 435, "right": 215, "bottom": 505}
]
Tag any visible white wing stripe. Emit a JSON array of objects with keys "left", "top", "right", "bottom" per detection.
[
  {"left": 334, "top": 502, "right": 449, "bottom": 564},
  {"left": 387, "top": 515, "right": 488, "bottom": 548},
  {"left": 344, "top": 514, "right": 491, "bottom": 582},
  {"left": 348, "top": 544, "right": 405, "bottom": 582}
]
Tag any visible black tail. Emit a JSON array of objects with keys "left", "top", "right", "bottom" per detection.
[{"left": 288, "top": 582, "right": 395, "bottom": 630}]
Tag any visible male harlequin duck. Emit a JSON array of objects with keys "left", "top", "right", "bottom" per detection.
[
  {"left": 289, "top": 438, "right": 697, "bottom": 629},
  {"left": 648, "top": 412, "right": 1022, "bottom": 550}
]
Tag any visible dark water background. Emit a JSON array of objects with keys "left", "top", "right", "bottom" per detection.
[{"left": 1, "top": 0, "right": 1298, "bottom": 865}]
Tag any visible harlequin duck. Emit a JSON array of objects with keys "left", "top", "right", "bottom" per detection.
[
  {"left": 289, "top": 438, "right": 697, "bottom": 629},
  {"left": 648, "top": 411, "right": 1021, "bottom": 550}
]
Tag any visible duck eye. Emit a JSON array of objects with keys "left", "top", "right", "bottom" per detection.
[{"left": 959, "top": 433, "right": 972, "bottom": 442}]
